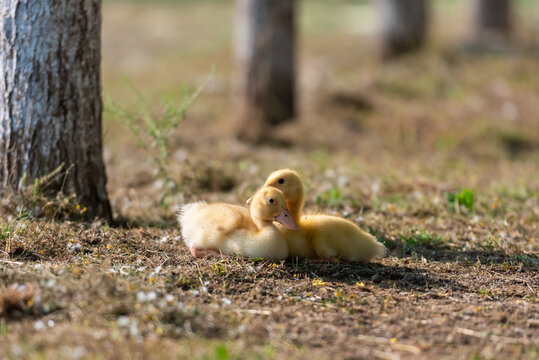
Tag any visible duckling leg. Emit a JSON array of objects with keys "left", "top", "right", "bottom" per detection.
[{"left": 190, "top": 247, "right": 223, "bottom": 258}]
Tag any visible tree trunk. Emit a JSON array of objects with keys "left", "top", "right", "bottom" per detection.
[
  {"left": 0, "top": 0, "right": 112, "bottom": 220},
  {"left": 474, "top": 0, "right": 511, "bottom": 41},
  {"left": 235, "top": 0, "right": 296, "bottom": 142},
  {"left": 379, "top": 0, "right": 428, "bottom": 59}
]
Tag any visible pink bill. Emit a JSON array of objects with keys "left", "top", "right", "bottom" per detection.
[{"left": 274, "top": 208, "right": 299, "bottom": 231}]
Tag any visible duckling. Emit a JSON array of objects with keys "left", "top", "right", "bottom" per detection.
[
  {"left": 248, "top": 169, "right": 386, "bottom": 262},
  {"left": 179, "top": 187, "right": 298, "bottom": 260}
]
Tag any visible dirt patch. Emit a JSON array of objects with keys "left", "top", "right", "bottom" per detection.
[{"left": 0, "top": 218, "right": 536, "bottom": 359}]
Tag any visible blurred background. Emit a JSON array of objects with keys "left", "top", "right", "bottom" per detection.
[{"left": 100, "top": 0, "right": 539, "bottom": 225}]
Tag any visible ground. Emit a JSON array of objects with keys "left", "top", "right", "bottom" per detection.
[{"left": 1, "top": 1, "right": 538, "bottom": 359}]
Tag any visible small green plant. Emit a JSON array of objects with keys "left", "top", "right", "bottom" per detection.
[
  {"left": 105, "top": 72, "right": 212, "bottom": 208},
  {"left": 447, "top": 188, "right": 474, "bottom": 213},
  {"left": 514, "top": 255, "right": 537, "bottom": 267},
  {"left": 481, "top": 235, "right": 495, "bottom": 253},
  {"left": 317, "top": 186, "right": 345, "bottom": 208},
  {"left": 399, "top": 231, "right": 443, "bottom": 254},
  {"left": 0, "top": 164, "right": 89, "bottom": 222},
  {"left": 213, "top": 261, "right": 227, "bottom": 276},
  {"left": 329, "top": 289, "right": 344, "bottom": 304},
  {"left": 478, "top": 288, "right": 493, "bottom": 297},
  {"left": 0, "top": 224, "right": 11, "bottom": 240},
  {"left": 367, "top": 228, "right": 397, "bottom": 250},
  {"left": 214, "top": 344, "right": 230, "bottom": 360},
  {"left": 0, "top": 319, "right": 7, "bottom": 336},
  {"left": 1, "top": 224, "right": 12, "bottom": 258}
]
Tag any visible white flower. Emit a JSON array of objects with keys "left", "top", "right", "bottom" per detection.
[
  {"left": 136, "top": 291, "right": 157, "bottom": 303},
  {"left": 41, "top": 279, "right": 56, "bottom": 288},
  {"left": 66, "top": 243, "right": 82, "bottom": 253},
  {"left": 221, "top": 298, "right": 232, "bottom": 306},
  {"left": 153, "top": 179, "right": 165, "bottom": 190},
  {"left": 136, "top": 291, "right": 146, "bottom": 303},
  {"left": 337, "top": 175, "right": 349, "bottom": 188},
  {"left": 71, "top": 346, "right": 86, "bottom": 360},
  {"left": 149, "top": 266, "right": 162, "bottom": 277},
  {"left": 117, "top": 317, "right": 139, "bottom": 336},
  {"left": 146, "top": 291, "right": 157, "bottom": 301},
  {"left": 191, "top": 286, "right": 207, "bottom": 296},
  {"left": 117, "top": 316, "right": 130, "bottom": 327},
  {"left": 34, "top": 321, "right": 45, "bottom": 331},
  {"left": 371, "top": 182, "right": 380, "bottom": 196}
]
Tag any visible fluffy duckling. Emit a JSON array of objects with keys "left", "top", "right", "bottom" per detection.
[
  {"left": 248, "top": 169, "right": 386, "bottom": 262},
  {"left": 179, "top": 187, "right": 298, "bottom": 260}
]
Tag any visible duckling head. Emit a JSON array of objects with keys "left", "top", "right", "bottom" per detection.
[
  {"left": 250, "top": 187, "right": 299, "bottom": 231},
  {"left": 259, "top": 169, "right": 304, "bottom": 221}
]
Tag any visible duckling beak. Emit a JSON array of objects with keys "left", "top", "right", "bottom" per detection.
[
  {"left": 274, "top": 208, "right": 300, "bottom": 231},
  {"left": 246, "top": 195, "right": 253, "bottom": 205}
]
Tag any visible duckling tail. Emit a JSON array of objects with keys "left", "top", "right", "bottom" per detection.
[
  {"left": 367, "top": 234, "right": 387, "bottom": 260},
  {"left": 348, "top": 230, "right": 386, "bottom": 262},
  {"left": 178, "top": 202, "right": 207, "bottom": 247}
]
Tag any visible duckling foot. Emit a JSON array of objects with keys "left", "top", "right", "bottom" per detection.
[{"left": 190, "top": 247, "right": 223, "bottom": 259}]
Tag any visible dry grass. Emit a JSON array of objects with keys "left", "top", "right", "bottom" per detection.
[
  {"left": 1, "top": 0, "right": 538, "bottom": 359},
  {"left": 0, "top": 218, "right": 537, "bottom": 359}
]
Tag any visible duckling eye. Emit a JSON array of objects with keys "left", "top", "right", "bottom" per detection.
[
  {"left": 278, "top": 178, "right": 285, "bottom": 184},
  {"left": 268, "top": 198, "right": 275, "bottom": 204}
]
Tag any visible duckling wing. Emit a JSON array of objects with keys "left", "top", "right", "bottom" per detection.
[
  {"left": 275, "top": 223, "right": 316, "bottom": 258},
  {"left": 222, "top": 227, "right": 289, "bottom": 260},
  {"left": 205, "top": 204, "right": 256, "bottom": 236},
  {"left": 302, "top": 214, "right": 386, "bottom": 262},
  {"left": 179, "top": 202, "right": 254, "bottom": 249}
]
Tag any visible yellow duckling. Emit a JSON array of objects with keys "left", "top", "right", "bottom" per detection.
[
  {"left": 179, "top": 186, "right": 298, "bottom": 259},
  {"left": 248, "top": 169, "right": 386, "bottom": 262}
]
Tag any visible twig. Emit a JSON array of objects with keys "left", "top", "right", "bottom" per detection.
[
  {"left": 392, "top": 343, "right": 422, "bottom": 354},
  {"left": 357, "top": 335, "right": 393, "bottom": 344},
  {"left": 372, "top": 349, "right": 400, "bottom": 360},
  {"left": 0, "top": 259, "right": 24, "bottom": 265},
  {"left": 235, "top": 309, "right": 271, "bottom": 315},
  {"left": 357, "top": 335, "right": 422, "bottom": 354},
  {"left": 456, "top": 327, "right": 530, "bottom": 344}
]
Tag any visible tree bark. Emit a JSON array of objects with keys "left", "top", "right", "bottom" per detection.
[
  {"left": 474, "top": 0, "right": 511, "bottom": 41},
  {"left": 379, "top": 0, "right": 428, "bottom": 59},
  {"left": 235, "top": 0, "right": 296, "bottom": 142},
  {"left": 0, "top": 0, "right": 112, "bottom": 220}
]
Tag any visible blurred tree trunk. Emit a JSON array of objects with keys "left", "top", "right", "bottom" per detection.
[
  {"left": 235, "top": 0, "right": 296, "bottom": 142},
  {"left": 475, "top": 0, "right": 511, "bottom": 41},
  {"left": 0, "top": 0, "right": 112, "bottom": 220},
  {"left": 379, "top": 0, "right": 428, "bottom": 59}
]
